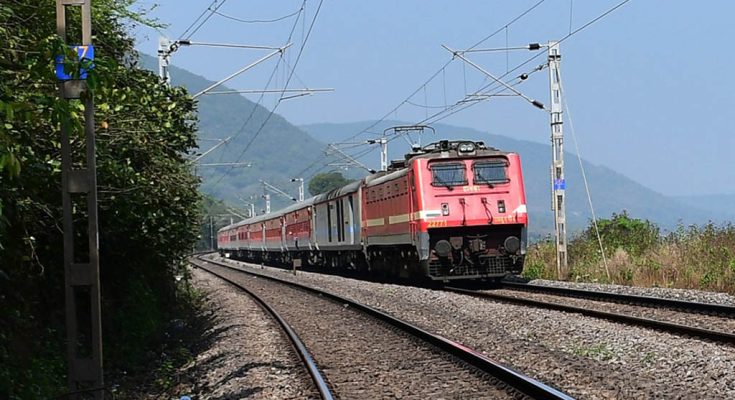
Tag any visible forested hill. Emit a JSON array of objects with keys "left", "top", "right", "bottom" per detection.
[
  {"left": 137, "top": 53, "right": 730, "bottom": 234},
  {"left": 302, "top": 121, "right": 733, "bottom": 234},
  {"left": 138, "top": 53, "right": 327, "bottom": 208}
]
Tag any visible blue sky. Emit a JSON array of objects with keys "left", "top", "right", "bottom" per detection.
[{"left": 133, "top": 1, "right": 735, "bottom": 196}]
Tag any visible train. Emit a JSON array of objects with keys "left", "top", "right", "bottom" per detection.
[{"left": 217, "top": 139, "right": 528, "bottom": 281}]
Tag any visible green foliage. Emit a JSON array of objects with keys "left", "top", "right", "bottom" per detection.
[
  {"left": 574, "top": 211, "right": 660, "bottom": 260},
  {"left": 521, "top": 238, "right": 557, "bottom": 280},
  {"left": 525, "top": 212, "right": 735, "bottom": 294},
  {"left": 0, "top": 1, "right": 201, "bottom": 398},
  {"left": 308, "top": 171, "right": 353, "bottom": 196}
]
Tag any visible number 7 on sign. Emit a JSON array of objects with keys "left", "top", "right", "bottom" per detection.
[{"left": 55, "top": 45, "right": 95, "bottom": 81}]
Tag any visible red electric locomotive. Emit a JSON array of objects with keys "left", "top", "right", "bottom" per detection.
[{"left": 218, "top": 139, "right": 528, "bottom": 282}]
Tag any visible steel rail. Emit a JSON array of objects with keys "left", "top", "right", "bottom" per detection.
[
  {"left": 195, "top": 256, "right": 574, "bottom": 400},
  {"left": 189, "top": 259, "right": 334, "bottom": 400},
  {"left": 501, "top": 281, "right": 735, "bottom": 318},
  {"left": 445, "top": 287, "right": 735, "bottom": 346}
]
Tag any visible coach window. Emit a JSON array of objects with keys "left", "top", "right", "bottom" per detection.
[
  {"left": 473, "top": 159, "right": 509, "bottom": 186},
  {"left": 430, "top": 162, "right": 467, "bottom": 188}
]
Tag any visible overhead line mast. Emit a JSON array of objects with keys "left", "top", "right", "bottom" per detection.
[
  {"left": 547, "top": 41, "right": 568, "bottom": 273},
  {"left": 55, "top": 0, "right": 104, "bottom": 397}
]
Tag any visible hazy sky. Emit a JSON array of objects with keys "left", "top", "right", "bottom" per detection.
[{"left": 133, "top": 1, "right": 735, "bottom": 196}]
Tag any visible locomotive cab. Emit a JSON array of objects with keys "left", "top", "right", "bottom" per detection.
[{"left": 410, "top": 140, "right": 528, "bottom": 281}]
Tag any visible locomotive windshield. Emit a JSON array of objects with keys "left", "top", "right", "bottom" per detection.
[
  {"left": 473, "top": 160, "right": 509, "bottom": 185},
  {"left": 430, "top": 162, "right": 467, "bottom": 188}
]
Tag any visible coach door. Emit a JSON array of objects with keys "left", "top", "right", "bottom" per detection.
[
  {"left": 346, "top": 195, "right": 355, "bottom": 244},
  {"left": 336, "top": 199, "right": 343, "bottom": 243}
]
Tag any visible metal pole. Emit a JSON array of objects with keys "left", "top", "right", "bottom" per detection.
[
  {"left": 56, "top": 0, "right": 103, "bottom": 398},
  {"left": 366, "top": 138, "right": 388, "bottom": 171},
  {"left": 191, "top": 136, "right": 231, "bottom": 163},
  {"left": 210, "top": 215, "right": 214, "bottom": 250},
  {"left": 291, "top": 178, "right": 304, "bottom": 202},
  {"left": 380, "top": 138, "right": 388, "bottom": 172},
  {"left": 192, "top": 44, "right": 291, "bottom": 99},
  {"left": 547, "top": 41, "right": 568, "bottom": 276},
  {"left": 158, "top": 36, "right": 171, "bottom": 85}
]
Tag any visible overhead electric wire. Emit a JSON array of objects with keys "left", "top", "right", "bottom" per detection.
[
  {"left": 294, "top": 1, "right": 551, "bottom": 178},
  {"left": 206, "top": 0, "right": 324, "bottom": 191},
  {"left": 414, "top": 0, "right": 634, "bottom": 128},
  {"left": 183, "top": 0, "right": 230, "bottom": 41},
  {"left": 207, "top": 1, "right": 307, "bottom": 167},
  {"left": 211, "top": 6, "right": 304, "bottom": 24},
  {"left": 336, "top": 1, "right": 550, "bottom": 147},
  {"left": 179, "top": 0, "right": 217, "bottom": 39},
  {"left": 330, "top": 0, "right": 633, "bottom": 174}
]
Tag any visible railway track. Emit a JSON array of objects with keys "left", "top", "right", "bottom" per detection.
[
  {"left": 445, "top": 286, "right": 735, "bottom": 345},
  {"left": 192, "top": 256, "right": 574, "bottom": 400},
  {"left": 190, "top": 258, "right": 333, "bottom": 400},
  {"left": 500, "top": 281, "right": 735, "bottom": 317}
]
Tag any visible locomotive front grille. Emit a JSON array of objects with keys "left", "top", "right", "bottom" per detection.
[{"left": 428, "top": 255, "right": 513, "bottom": 279}]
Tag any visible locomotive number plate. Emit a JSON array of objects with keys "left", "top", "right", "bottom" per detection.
[{"left": 427, "top": 220, "right": 448, "bottom": 228}]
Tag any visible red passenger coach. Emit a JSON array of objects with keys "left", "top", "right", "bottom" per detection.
[{"left": 218, "top": 139, "right": 528, "bottom": 282}]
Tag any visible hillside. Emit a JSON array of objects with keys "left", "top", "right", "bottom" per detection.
[
  {"left": 138, "top": 53, "right": 330, "bottom": 210},
  {"left": 675, "top": 194, "right": 735, "bottom": 221},
  {"left": 302, "top": 121, "right": 729, "bottom": 234},
  {"left": 136, "top": 54, "right": 728, "bottom": 235}
]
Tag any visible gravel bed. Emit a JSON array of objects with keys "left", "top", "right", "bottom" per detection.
[
  {"left": 201, "top": 261, "right": 523, "bottom": 400},
  {"left": 528, "top": 279, "right": 735, "bottom": 306},
  {"left": 488, "top": 289, "right": 735, "bottom": 335},
  {"left": 185, "top": 268, "right": 319, "bottom": 399},
  {"left": 208, "top": 255, "right": 735, "bottom": 400}
]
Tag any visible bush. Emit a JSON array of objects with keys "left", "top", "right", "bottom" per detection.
[
  {"left": 0, "top": 2, "right": 202, "bottom": 398},
  {"left": 524, "top": 212, "right": 735, "bottom": 294}
]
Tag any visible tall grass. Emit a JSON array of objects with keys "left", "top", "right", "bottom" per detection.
[{"left": 524, "top": 212, "right": 735, "bottom": 294}]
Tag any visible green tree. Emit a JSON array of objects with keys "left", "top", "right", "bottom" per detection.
[
  {"left": 308, "top": 171, "right": 353, "bottom": 196},
  {"left": 0, "top": 1, "right": 201, "bottom": 398}
]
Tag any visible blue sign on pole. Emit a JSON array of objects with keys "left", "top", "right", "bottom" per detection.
[
  {"left": 553, "top": 178, "right": 566, "bottom": 190},
  {"left": 55, "top": 45, "right": 95, "bottom": 81}
]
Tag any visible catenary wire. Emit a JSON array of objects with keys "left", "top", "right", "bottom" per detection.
[
  {"left": 206, "top": 0, "right": 324, "bottom": 191},
  {"left": 325, "top": 0, "right": 633, "bottom": 173},
  {"left": 211, "top": 6, "right": 304, "bottom": 24},
  {"left": 207, "top": 1, "right": 307, "bottom": 166},
  {"left": 179, "top": 0, "right": 218, "bottom": 39},
  {"left": 184, "top": 0, "right": 229, "bottom": 41},
  {"left": 295, "top": 0, "right": 551, "bottom": 182}
]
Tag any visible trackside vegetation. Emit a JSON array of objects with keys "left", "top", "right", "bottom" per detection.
[
  {"left": 524, "top": 212, "right": 735, "bottom": 294},
  {"left": 1, "top": 1, "right": 202, "bottom": 398}
]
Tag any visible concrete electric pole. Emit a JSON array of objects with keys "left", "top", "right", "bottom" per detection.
[
  {"left": 55, "top": 0, "right": 104, "bottom": 398},
  {"left": 547, "top": 41, "right": 568, "bottom": 275},
  {"left": 291, "top": 178, "right": 305, "bottom": 202},
  {"left": 366, "top": 138, "right": 388, "bottom": 172}
]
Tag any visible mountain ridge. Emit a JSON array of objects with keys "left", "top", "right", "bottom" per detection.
[{"left": 135, "top": 52, "right": 732, "bottom": 235}]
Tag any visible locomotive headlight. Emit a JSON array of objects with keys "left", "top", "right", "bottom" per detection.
[{"left": 458, "top": 142, "right": 475, "bottom": 153}]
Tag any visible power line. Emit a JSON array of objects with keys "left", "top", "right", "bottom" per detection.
[
  {"left": 208, "top": 1, "right": 308, "bottom": 167},
  {"left": 320, "top": 0, "right": 634, "bottom": 174},
  {"left": 301, "top": 0, "right": 551, "bottom": 185},
  {"left": 211, "top": 6, "right": 303, "bottom": 24},
  {"left": 185, "top": 0, "right": 229, "bottom": 40},
  {"left": 415, "top": 0, "right": 634, "bottom": 128},
  {"left": 179, "top": 0, "right": 217, "bottom": 39},
  {"left": 265, "top": 0, "right": 632, "bottom": 183},
  {"left": 206, "top": 0, "right": 325, "bottom": 191}
]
